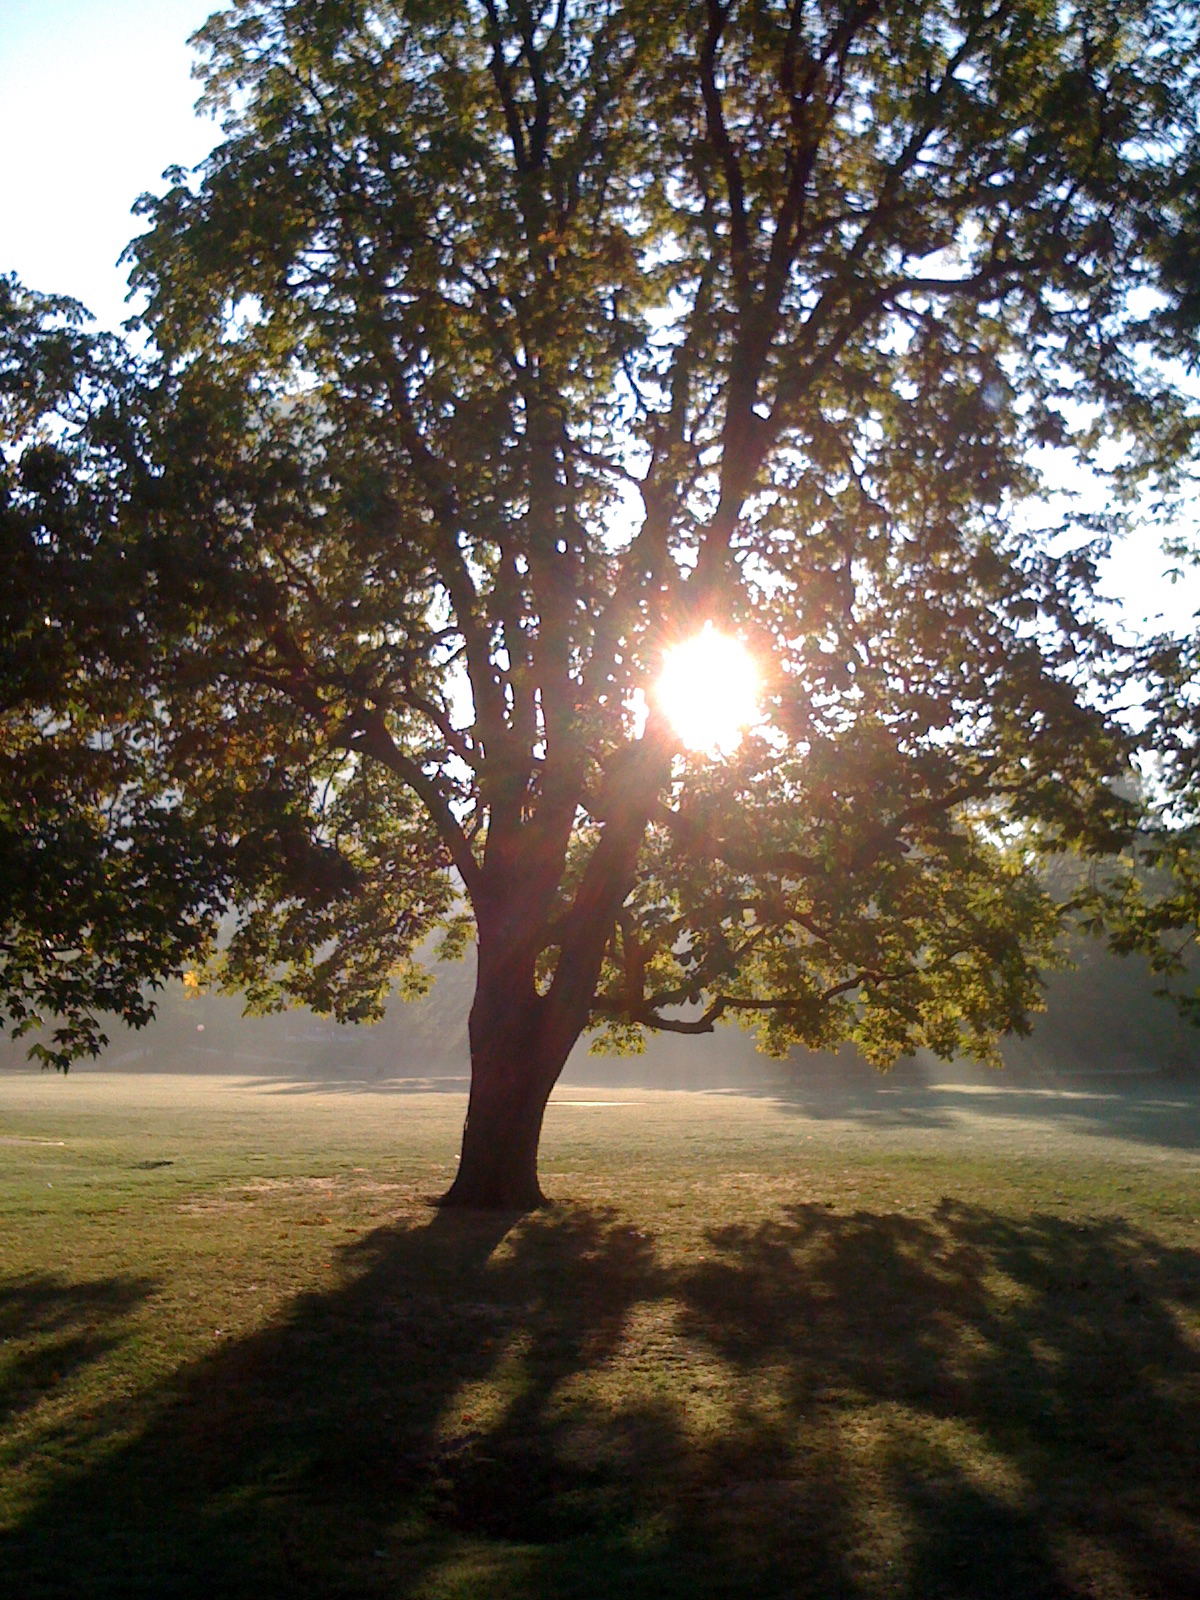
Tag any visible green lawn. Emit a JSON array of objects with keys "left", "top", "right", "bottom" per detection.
[{"left": 1, "top": 1069, "right": 1198, "bottom": 1598}]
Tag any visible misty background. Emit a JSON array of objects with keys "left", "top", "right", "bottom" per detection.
[{"left": 5, "top": 927, "right": 1196, "bottom": 1089}]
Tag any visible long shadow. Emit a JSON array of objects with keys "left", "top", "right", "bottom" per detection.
[
  {"left": 2, "top": 1202, "right": 1198, "bottom": 1597},
  {"left": 674, "top": 1201, "right": 1200, "bottom": 1596},
  {"left": 749, "top": 1074, "right": 1200, "bottom": 1153}
]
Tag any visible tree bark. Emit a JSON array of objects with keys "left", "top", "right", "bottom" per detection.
[
  {"left": 439, "top": 1048, "right": 556, "bottom": 1210},
  {"left": 439, "top": 939, "right": 577, "bottom": 1211},
  {"left": 440, "top": 738, "right": 667, "bottom": 1210}
]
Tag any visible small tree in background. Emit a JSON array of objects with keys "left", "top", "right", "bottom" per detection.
[{"left": 3, "top": 0, "right": 1198, "bottom": 1206}]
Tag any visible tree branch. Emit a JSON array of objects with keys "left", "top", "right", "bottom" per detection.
[{"left": 356, "top": 710, "right": 483, "bottom": 901}]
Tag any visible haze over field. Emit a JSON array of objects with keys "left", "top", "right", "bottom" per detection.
[{"left": 5, "top": 934, "right": 1196, "bottom": 1088}]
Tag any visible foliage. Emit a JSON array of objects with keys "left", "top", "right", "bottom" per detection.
[
  {"left": 0, "top": 276, "right": 454, "bottom": 1066},
  {"left": 3, "top": 0, "right": 1200, "bottom": 1080},
  {"left": 1082, "top": 626, "right": 1200, "bottom": 1021}
]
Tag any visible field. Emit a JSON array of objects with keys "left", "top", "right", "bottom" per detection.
[{"left": 1, "top": 1069, "right": 1198, "bottom": 1599}]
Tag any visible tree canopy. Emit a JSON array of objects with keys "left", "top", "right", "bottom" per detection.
[{"left": 3, "top": 0, "right": 1199, "bottom": 1203}]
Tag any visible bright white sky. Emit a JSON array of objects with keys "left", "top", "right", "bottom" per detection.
[
  {"left": 2, "top": 0, "right": 1197, "bottom": 640},
  {"left": 1, "top": 1, "right": 218, "bottom": 331}
]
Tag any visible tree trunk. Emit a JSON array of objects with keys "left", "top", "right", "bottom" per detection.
[
  {"left": 439, "top": 758, "right": 662, "bottom": 1209},
  {"left": 439, "top": 1048, "right": 555, "bottom": 1210},
  {"left": 439, "top": 944, "right": 578, "bottom": 1211}
]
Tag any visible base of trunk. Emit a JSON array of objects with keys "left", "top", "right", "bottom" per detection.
[
  {"left": 437, "top": 1170, "right": 548, "bottom": 1211},
  {"left": 438, "top": 1069, "right": 551, "bottom": 1212}
]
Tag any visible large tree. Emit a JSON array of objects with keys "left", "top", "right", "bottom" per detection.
[{"left": 3, "top": 0, "right": 1198, "bottom": 1205}]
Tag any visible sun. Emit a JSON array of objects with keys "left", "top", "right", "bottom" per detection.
[{"left": 655, "top": 623, "right": 760, "bottom": 755}]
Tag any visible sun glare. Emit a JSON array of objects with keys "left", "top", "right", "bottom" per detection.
[{"left": 655, "top": 624, "right": 760, "bottom": 755}]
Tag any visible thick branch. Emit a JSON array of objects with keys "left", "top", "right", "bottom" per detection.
[
  {"left": 357, "top": 711, "right": 483, "bottom": 901},
  {"left": 628, "top": 966, "right": 901, "bottom": 1035}
]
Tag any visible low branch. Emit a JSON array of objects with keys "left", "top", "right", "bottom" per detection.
[
  {"left": 627, "top": 964, "right": 905, "bottom": 1034},
  {"left": 356, "top": 710, "right": 483, "bottom": 901}
]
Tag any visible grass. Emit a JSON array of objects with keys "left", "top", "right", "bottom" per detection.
[{"left": 1, "top": 1068, "right": 1198, "bottom": 1598}]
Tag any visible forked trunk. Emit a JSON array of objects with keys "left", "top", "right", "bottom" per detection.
[{"left": 441, "top": 771, "right": 660, "bottom": 1209}]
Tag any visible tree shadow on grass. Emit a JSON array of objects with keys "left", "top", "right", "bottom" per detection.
[
  {"left": 674, "top": 1201, "right": 1200, "bottom": 1597},
  {"left": 0, "top": 1273, "right": 156, "bottom": 1432},
  {"left": 752, "top": 1075, "right": 1200, "bottom": 1154},
  {"left": 2, "top": 1202, "right": 1198, "bottom": 1598}
]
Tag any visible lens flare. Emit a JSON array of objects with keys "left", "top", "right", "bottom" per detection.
[{"left": 656, "top": 624, "right": 759, "bottom": 755}]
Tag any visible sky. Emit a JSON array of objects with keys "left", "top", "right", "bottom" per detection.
[
  {"left": 2, "top": 0, "right": 1197, "bottom": 640},
  {"left": 1, "top": 0, "right": 218, "bottom": 331}
]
